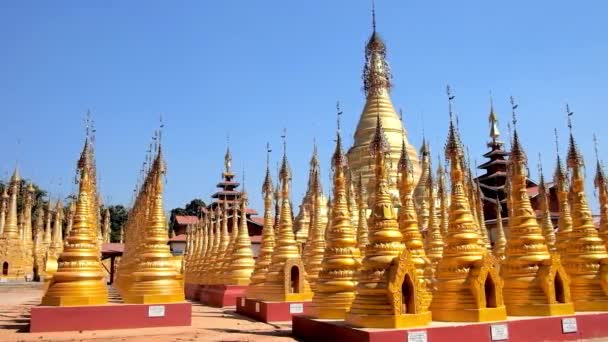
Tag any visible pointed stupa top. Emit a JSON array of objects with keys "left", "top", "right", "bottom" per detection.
[
  {"left": 370, "top": 114, "right": 390, "bottom": 157},
  {"left": 594, "top": 135, "right": 606, "bottom": 190},
  {"left": 489, "top": 98, "right": 501, "bottom": 143},
  {"left": 262, "top": 145, "right": 273, "bottom": 196},
  {"left": 363, "top": 2, "right": 390, "bottom": 96},
  {"left": 224, "top": 146, "right": 232, "bottom": 174},
  {"left": 566, "top": 104, "right": 583, "bottom": 169},
  {"left": 10, "top": 167, "right": 21, "bottom": 183}
]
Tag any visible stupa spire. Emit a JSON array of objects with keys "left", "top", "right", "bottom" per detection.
[
  {"left": 553, "top": 128, "right": 572, "bottom": 255},
  {"left": 430, "top": 86, "right": 506, "bottom": 322},
  {"left": 310, "top": 123, "right": 360, "bottom": 319},
  {"left": 224, "top": 191, "right": 255, "bottom": 285},
  {"left": 538, "top": 157, "right": 557, "bottom": 252},
  {"left": 562, "top": 105, "right": 608, "bottom": 311},
  {"left": 500, "top": 98, "right": 573, "bottom": 316},
  {"left": 489, "top": 96, "right": 501, "bottom": 143},
  {"left": 255, "top": 131, "right": 312, "bottom": 302},
  {"left": 247, "top": 145, "right": 276, "bottom": 293},
  {"left": 425, "top": 159, "right": 444, "bottom": 270},
  {"left": 436, "top": 157, "right": 449, "bottom": 237},
  {"left": 41, "top": 140, "right": 108, "bottom": 306},
  {"left": 594, "top": 135, "right": 608, "bottom": 247},
  {"left": 346, "top": 114, "right": 408, "bottom": 327},
  {"left": 347, "top": 5, "right": 420, "bottom": 203}
]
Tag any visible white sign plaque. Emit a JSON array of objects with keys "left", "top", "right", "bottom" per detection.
[
  {"left": 148, "top": 305, "right": 166, "bottom": 317},
  {"left": 562, "top": 317, "right": 578, "bottom": 333},
  {"left": 407, "top": 330, "right": 428, "bottom": 342},
  {"left": 289, "top": 303, "right": 304, "bottom": 314},
  {"left": 490, "top": 323, "right": 509, "bottom": 341},
  {"left": 240, "top": 298, "right": 245, "bottom": 307},
  {"left": 255, "top": 302, "right": 260, "bottom": 312}
]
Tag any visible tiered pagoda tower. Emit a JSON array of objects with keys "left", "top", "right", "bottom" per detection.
[{"left": 476, "top": 103, "right": 510, "bottom": 220}]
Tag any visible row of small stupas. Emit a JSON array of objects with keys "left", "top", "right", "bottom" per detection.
[
  {"left": 39, "top": 129, "right": 184, "bottom": 306},
  {"left": 183, "top": 14, "right": 608, "bottom": 327},
  {"left": 185, "top": 93, "right": 608, "bottom": 326},
  {"left": 0, "top": 148, "right": 112, "bottom": 282}
]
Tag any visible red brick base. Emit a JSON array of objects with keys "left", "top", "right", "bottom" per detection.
[
  {"left": 293, "top": 312, "right": 608, "bottom": 342},
  {"left": 30, "top": 302, "right": 192, "bottom": 332},
  {"left": 235, "top": 297, "right": 311, "bottom": 323}
]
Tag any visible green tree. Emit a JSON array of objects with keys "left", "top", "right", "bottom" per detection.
[
  {"left": 169, "top": 198, "right": 206, "bottom": 235},
  {"left": 106, "top": 204, "right": 128, "bottom": 242}
]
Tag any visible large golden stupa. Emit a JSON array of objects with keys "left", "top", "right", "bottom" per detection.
[{"left": 346, "top": 17, "right": 420, "bottom": 203}]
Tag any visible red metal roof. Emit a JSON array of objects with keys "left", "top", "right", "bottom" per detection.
[
  {"left": 175, "top": 215, "right": 199, "bottom": 225},
  {"left": 251, "top": 216, "right": 264, "bottom": 226}
]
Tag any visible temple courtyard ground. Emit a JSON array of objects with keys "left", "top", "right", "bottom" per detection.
[
  {"left": 2, "top": 284, "right": 608, "bottom": 342},
  {"left": 0, "top": 283, "right": 294, "bottom": 342}
]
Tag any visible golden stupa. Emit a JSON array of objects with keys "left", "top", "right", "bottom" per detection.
[
  {"left": 246, "top": 153, "right": 276, "bottom": 297},
  {"left": 436, "top": 160, "right": 450, "bottom": 238},
  {"left": 500, "top": 109, "right": 573, "bottom": 316},
  {"left": 429, "top": 91, "right": 506, "bottom": 322},
  {"left": 304, "top": 166, "right": 326, "bottom": 292},
  {"left": 346, "top": 115, "right": 431, "bottom": 328},
  {"left": 41, "top": 138, "right": 108, "bottom": 306},
  {"left": 117, "top": 144, "right": 184, "bottom": 304},
  {"left": 346, "top": 13, "right": 419, "bottom": 203},
  {"left": 310, "top": 127, "right": 361, "bottom": 319},
  {"left": 396, "top": 138, "right": 433, "bottom": 317},
  {"left": 0, "top": 169, "right": 28, "bottom": 280},
  {"left": 254, "top": 142, "right": 313, "bottom": 302},
  {"left": 595, "top": 142, "right": 608, "bottom": 249},
  {"left": 223, "top": 192, "right": 256, "bottom": 285},
  {"left": 561, "top": 116, "right": 608, "bottom": 311}
]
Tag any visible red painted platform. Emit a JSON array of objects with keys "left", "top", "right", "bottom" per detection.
[
  {"left": 184, "top": 283, "right": 201, "bottom": 300},
  {"left": 30, "top": 302, "right": 192, "bottom": 332},
  {"left": 293, "top": 312, "right": 608, "bottom": 342},
  {"left": 236, "top": 297, "right": 311, "bottom": 323},
  {"left": 199, "top": 285, "right": 247, "bottom": 307}
]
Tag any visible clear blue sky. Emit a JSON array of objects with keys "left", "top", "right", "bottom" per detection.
[{"left": 1, "top": 1, "right": 607, "bottom": 213}]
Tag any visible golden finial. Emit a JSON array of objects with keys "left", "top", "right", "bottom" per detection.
[
  {"left": 489, "top": 93, "right": 501, "bottom": 142},
  {"left": 224, "top": 138, "right": 232, "bottom": 174},
  {"left": 565, "top": 104, "right": 583, "bottom": 169}
]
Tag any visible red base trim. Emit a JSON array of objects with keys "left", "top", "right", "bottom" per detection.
[
  {"left": 184, "top": 283, "right": 201, "bottom": 300},
  {"left": 236, "top": 297, "right": 311, "bottom": 323},
  {"left": 30, "top": 303, "right": 192, "bottom": 332},
  {"left": 199, "top": 285, "right": 247, "bottom": 307},
  {"left": 293, "top": 312, "right": 608, "bottom": 342}
]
